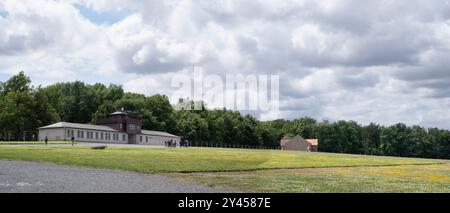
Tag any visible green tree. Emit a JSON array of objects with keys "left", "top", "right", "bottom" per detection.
[
  {"left": 0, "top": 71, "right": 32, "bottom": 94},
  {"left": 0, "top": 72, "right": 58, "bottom": 140},
  {"left": 362, "top": 123, "right": 382, "bottom": 155}
]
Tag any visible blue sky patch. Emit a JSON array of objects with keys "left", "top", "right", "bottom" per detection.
[
  {"left": 0, "top": 72, "right": 9, "bottom": 82},
  {"left": 0, "top": 10, "right": 8, "bottom": 18},
  {"left": 74, "top": 4, "right": 131, "bottom": 25}
]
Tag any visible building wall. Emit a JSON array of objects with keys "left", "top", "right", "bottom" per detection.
[
  {"left": 282, "top": 137, "right": 311, "bottom": 151},
  {"left": 39, "top": 128, "right": 128, "bottom": 144},
  {"left": 96, "top": 114, "right": 142, "bottom": 134},
  {"left": 39, "top": 126, "right": 180, "bottom": 146},
  {"left": 38, "top": 128, "right": 65, "bottom": 141},
  {"left": 135, "top": 134, "right": 181, "bottom": 146}
]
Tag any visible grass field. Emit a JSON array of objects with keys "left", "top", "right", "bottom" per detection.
[
  {"left": 0, "top": 145, "right": 449, "bottom": 192},
  {"left": 173, "top": 164, "right": 450, "bottom": 192}
]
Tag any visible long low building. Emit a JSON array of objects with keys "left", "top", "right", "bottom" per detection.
[{"left": 38, "top": 107, "right": 181, "bottom": 146}]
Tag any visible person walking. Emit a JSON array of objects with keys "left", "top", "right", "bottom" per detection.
[
  {"left": 71, "top": 136, "right": 75, "bottom": 146},
  {"left": 44, "top": 136, "right": 48, "bottom": 146}
]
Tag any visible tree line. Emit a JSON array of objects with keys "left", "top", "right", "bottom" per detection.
[{"left": 1, "top": 72, "right": 449, "bottom": 159}]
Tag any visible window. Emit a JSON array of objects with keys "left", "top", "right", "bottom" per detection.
[
  {"left": 146, "top": 136, "right": 148, "bottom": 143},
  {"left": 122, "top": 134, "right": 126, "bottom": 141},
  {"left": 80, "top": 131, "right": 84, "bottom": 138},
  {"left": 101, "top": 132, "right": 104, "bottom": 140},
  {"left": 139, "top": 136, "right": 143, "bottom": 142},
  {"left": 129, "top": 124, "right": 135, "bottom": 130},
  {"left": 67, "top": 129, "right": 75, "bottom": 138}
]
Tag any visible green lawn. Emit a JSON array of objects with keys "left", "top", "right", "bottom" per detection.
[
  {"left": 174, "top": 164, "right": 450, "bottom": 192},
  {"left": 0, "top": 145, "right": 446, "bottom": 172},
  {"left": 0, "top": 145, "right": 449, "bottom": 192}
]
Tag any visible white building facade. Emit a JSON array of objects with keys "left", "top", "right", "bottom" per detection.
[
  {"left": 38, "top": 122, "right": 129, "bottom": 144},
  {"left": 39, "top": 122, "right": 181, "bottom": 146},
  {"left": 38, "top": 108, "right": 181, "bottom": 146}
]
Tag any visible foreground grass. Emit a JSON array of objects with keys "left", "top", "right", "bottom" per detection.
[
  {"left": 1, "top": 146, "right": 449, "bottom": 192},
  {"left": 0, "top": 146, "right": 446, "bottom": 173},
  {"left": 173, "top": 164, "right": 450, "bottom": 192}
]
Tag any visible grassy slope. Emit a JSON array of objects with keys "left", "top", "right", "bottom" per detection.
[
  {"left": 174, "top": 164, "right": 450, "bottom": 192},
  {"left": 0, "top": 146, "right": 446, "bottom": 173},
  {"left": 1, "top": 146, "right": 449, "bottom": 192}
]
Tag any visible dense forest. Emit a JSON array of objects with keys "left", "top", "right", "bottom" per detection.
[{"left": 1, "top": 72, "right": 449, "bottom": 159}]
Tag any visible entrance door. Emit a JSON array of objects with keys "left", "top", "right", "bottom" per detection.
[{"left": 128, "top": 134, "right": 136, "bottom": 144}]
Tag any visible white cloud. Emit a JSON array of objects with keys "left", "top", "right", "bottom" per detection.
[
  {"left": 1, "top": 0, "right": 450, "bottom": 128},
  {"left": 0, "top": 0, "right": 120, "bottom": 85}
]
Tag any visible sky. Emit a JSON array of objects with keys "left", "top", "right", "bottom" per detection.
[{"left": 1, "top": 0, "right": 450, "bottom": 128}]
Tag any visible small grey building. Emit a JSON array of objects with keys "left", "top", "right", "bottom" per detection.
[
  {"left": 280, "top": 135, "right": 319, "bottom": 152},
  {"left": 38, "top": 108, "right": 181, "bottom": 146}
]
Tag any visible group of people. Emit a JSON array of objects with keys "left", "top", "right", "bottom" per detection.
[
  {"left": 164, "top": 138, "right": 190, "bottom": 148},
  {"left": 164, "top": 139, "right": 177, "bottom": 147}
]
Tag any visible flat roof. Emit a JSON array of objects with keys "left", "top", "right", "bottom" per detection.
[
  {"left": 110, "top": 111, "right": 128, "bottom": 115},
  {"left": 140, "top": 130, "right": 180, "bottom": 138},
  {"left": 39, "top": 122, "right": 180, "bottom": 138},
  {"left": 39, "top": 122, "right": 118, "bottom": 132}
]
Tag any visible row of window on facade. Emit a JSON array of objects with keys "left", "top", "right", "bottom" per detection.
[
  {"left": 67, "top": 129, "right": 126, "bottom": 142},
  {"left": 120, "top": 123, "right": 139, "bottom": 130},
  {"left": 139, "top": 135, "right": 153, "bottom": 143}
]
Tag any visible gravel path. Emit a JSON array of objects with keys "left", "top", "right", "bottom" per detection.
[{"left": 0, "top": 160, "right": 226, "bottom": 193}]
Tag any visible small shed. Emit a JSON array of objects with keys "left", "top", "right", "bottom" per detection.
[{"left": 280, "top": 135, "right": 319, "bottom": 152}]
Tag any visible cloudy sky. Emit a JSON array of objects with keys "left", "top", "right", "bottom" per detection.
[{"left": 1, "top": 0, "right": 450, "bottom": 128}]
